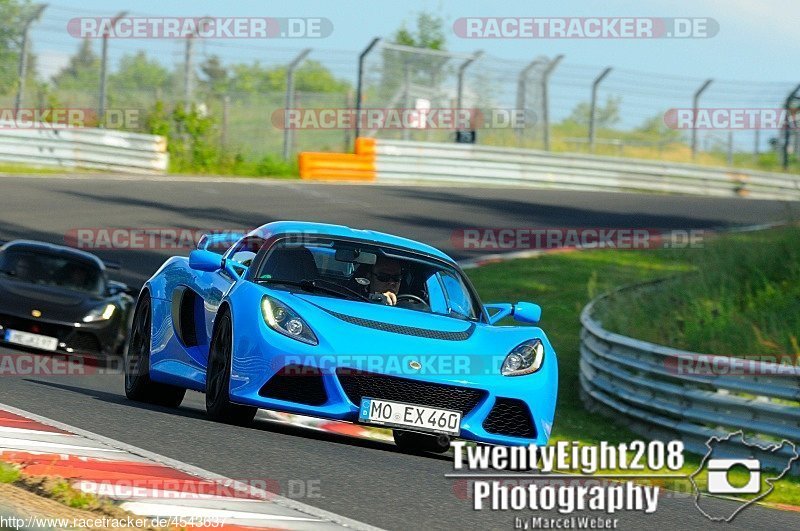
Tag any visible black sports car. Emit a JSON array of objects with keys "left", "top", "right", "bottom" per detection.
[{"left": 0, "top": 240, "right": 134, "bottom": 359}]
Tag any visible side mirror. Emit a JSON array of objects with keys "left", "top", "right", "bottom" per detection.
[
  {"left": 513, "top": 302, "right": 541, "bottom": 324},
  {"left": 189, "top": 250, "right": 224, "bottom": 272},
  {"left": 484, "top": 303, "right": 513, "bottom": 325}
]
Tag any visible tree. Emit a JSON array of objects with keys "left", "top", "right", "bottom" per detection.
[
  {"left": 566, "top": 96, "right": 622, "bottom": 128},
  {"left": 636, "top": 113, "right": 682, "bottom": 143},
  {"left": 380, "top": 11, "right": 450, "bottom": 104},
  {"left": 199, "top": 54, "right": 228, "bottom": 96},
  {"left": 51, "top": 39, "right": 100, "bottom": 91},
  {"left": 0, "top": 0, "right": 33, "bottom": 95},
  {"left": 225, "top": 60, "right": 350, "bottom": 95},
  {"left": 109, "top": 51, "right": 172, "bottom": 94},
  {"left": 392, "top": 12, "right": 446, "bottom": 50}
]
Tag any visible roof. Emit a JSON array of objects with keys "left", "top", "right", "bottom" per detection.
[
  {"left": 0, "top": 240, "right": 106, "bottom": 269},
  {"left": 249, "top": 221, "right": 455, "bottom": 264}
]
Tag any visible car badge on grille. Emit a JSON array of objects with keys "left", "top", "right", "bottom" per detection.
[
  {"left": 31, "top": 309, "right": 42, "bottom": 318},
  {"left": 409, "top": 360, "right": 422, "bottom": 370}
]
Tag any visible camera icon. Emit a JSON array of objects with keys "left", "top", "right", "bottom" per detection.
[{"left": 707, "top": 458, "right": 761, "bottom": 494}]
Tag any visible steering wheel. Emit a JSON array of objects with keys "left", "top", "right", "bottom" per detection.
[{"left": 396, "top": 294, "right": 428, "bottom": 306}]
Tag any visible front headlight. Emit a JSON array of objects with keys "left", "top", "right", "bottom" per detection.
[
  {"left": 82, "top": 304, "right": 116, "bottom": 323},
  {"left": 261, "top": 295, "right": 318, "bottom": 345},
  {"left": 501, "top": 339, "right": 544, "bottom": 376}
]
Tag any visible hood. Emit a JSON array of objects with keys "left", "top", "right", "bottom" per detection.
[
  {"left": 292, "top": 292, "right": 476, "bottom": 336},
  {"left": 285, "top": 292, "right": 540, "bottom": 356},
  {"left": 0, "top": 277, "right": 104, "bottom": 322}
]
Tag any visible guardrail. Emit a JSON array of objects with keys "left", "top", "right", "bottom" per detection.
[
  {"left": 579, "top": 283, "right": 800, "bottom": 472},
  {"left": 0, "top": 124, "right": 168, "bottom": 174},
  {"left": 373, "top": 139, "right": 800, "bottom": 200}
]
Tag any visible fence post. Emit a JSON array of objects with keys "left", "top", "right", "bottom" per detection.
[
  {"left": 183, "top": 34, "right": 195, "bottom": 111},
  {"left": 220, "top": 95, "right": 230, "bottom": 150},
  {"left": 515, "top": 57, "right": 544, "bottom": 147},
  {"left": 355, "top": 37, "right": 381, "bottom": 143},
  {"left": 344, "top": 89, "right": 354, "bottom": 152},
  {"left": 282, "top": 48, "right": 312, "bottom": 161},
  {"left": 588, "top": 67, "right": 612, "bottom": 152},
  {"left": 691, "top": 79, "right": 713, "bottom": 160},
  {"left": 542, "top": 54, "right": 563, "bottom": 152},
  {"left": 13, "top": 3, "right": 47, "bottom": 114},
  {"left": 727, "top": 131, "right": 734, "bottom": 166},
  {"left": 753, "top": 128, "right": 759, "bottom": 161},
  {"left": 99, "top": 11, "right": 128, "bottom": 127},
  {"left": 781, "top": 84, "right": 800, "bottom": 170},
  {"left": 456, "top": 51, "right": 483, "bottom": 110}
]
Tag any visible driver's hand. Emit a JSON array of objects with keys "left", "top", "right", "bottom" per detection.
[{"left": 382, "top": 291, "right": 397, "bottom": 306}]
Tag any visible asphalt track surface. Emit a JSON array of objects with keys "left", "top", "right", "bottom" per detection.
[{"left": 1, "top": 175, "right": 800, "bottom": 530}]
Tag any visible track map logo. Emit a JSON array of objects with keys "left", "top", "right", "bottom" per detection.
[{"left": 689, "top": 431, "right": 799, "bottom": 522}]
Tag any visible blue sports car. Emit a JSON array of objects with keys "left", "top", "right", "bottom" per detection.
[{"left": 124, "top": 222, "right": 557, "bottom": 453}]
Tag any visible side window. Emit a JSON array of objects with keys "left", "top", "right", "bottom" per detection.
[
  {"left": 438, "top": 271, "right": 475, "bottom": 319},
  {"left": 227, "top": 236, "right": 265, "bottom": 275},
  {"left": 425, "top": 274, "right": 448, "bottom": 314}
]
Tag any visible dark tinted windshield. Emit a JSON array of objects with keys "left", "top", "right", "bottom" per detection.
[
  {"left": 0, "top": 248, "right": 105, "bottom": 295},
  {"left": 255, "top": 238, "right": 483, "bottom": 321}
]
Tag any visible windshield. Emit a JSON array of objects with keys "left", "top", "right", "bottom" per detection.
[
  {"left": 0, "top": 248, "right": 105, "bottom": 295},
  {"left": 254, "top": 238, "right": 483, "bottom": 321}
]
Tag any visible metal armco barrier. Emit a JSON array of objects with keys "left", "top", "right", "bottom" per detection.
[
  {"left": 373, "top": 139, "right": 800, "bottom": 200},
  {"left": 0, "top": 124, "right": 168, "bottom": 174},
  {"left": 579, "top": 286, "right": 800, "bottom": 472}
]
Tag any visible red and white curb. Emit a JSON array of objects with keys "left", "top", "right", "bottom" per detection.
[
  {"left": 0, "top": 403, "right": 381, "bottom": 531},
  {"left": 258, "top": 411, "right": 393, "bottom": 443}
]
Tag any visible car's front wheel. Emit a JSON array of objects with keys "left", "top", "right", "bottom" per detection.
[
  {"left": 124, "top": 292, "right": 186, "bottom": 407},
  {"left": 393, "top": 429, "right": 451, "bottom": 454},
  {"left": 205, "top": 311, "right": 257, "bottom": 426}
]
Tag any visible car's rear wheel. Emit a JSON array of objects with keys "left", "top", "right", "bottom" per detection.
[
  {"left": 393, "top": 429, "right": 451, "bottom": 454},
  {"left": 205, "top": 311, "right": 257, "bottom": 425},
  {"left": 124, "top": 293, "right": 186, "bottom": 407}
]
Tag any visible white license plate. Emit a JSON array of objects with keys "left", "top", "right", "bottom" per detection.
[
  {"left": 4, "top": 329, "right": 58, "bottom": 351},
  {"left": 358, "top": 397, "right": 461, "bottom": 435}
]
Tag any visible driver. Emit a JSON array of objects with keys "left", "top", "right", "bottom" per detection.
[{"left": 367, "top": 256, "right": 402, "bottom": 306}]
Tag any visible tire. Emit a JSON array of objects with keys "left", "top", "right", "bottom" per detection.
[
  {"left": 124, "top": 292, "right": 186, "bottom": 407},
  {"left": 205, "top": 311, "right": 257, "bottom": 425},
  {"left": 393, "top": 429, "right": 451, "bottom": 454}
]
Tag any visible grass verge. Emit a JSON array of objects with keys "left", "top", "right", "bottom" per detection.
[
  {"left": 465, "top": 226, "right": 800, "bottom": 507},
  {"left": 598, "top": 226, "right": 800, "bottom": 357}
]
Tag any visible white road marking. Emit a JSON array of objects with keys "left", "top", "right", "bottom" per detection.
[
  {"left": 119, "top": 502, "right": 320, "bottom": 522},
  {"left": 0, "top": 402, "right": 383, "bottom": 531}
]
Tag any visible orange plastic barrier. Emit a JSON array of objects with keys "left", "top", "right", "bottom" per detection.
[{"left": 298, "top": 137, "right": 376, "bottom": 181}]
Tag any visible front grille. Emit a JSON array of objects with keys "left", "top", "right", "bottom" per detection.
[
  {"left": 66, "top": 332, "right": 102, "bottom": 353},
  {"left": 259, "top": 365, "right": 328, "bottom": 406},
  {"left": 336, "top": 369, "right": 485, "bottom": 416},
  {"left": 0, "top": 313, "right": 69, "bottom": 339},
  {"left": 323, "top": 309, "right": 475, "bottom": 341},
  {"left": 483, "top": 398, "right": 536, "bottom": 439},
  {"left": 0, "top": 313, "right": 104, "bottom": 354}
]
